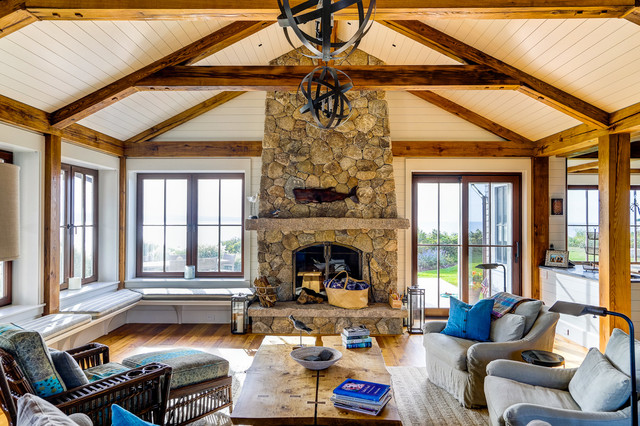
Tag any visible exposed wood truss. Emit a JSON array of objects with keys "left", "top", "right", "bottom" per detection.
[
  {"left": 0, "top": 0, "right": 37, "bottom": 39},
  {"left": 49, "top": 21, "right": 272, "bottom": 129},
  {"left": 25, "top": 1, "right": 636, "bottom": 20},
  {"left": 43, "top": 133, "right": 61, "bottom": 315},
  {"left": 391, "top": 140, "right": 537, "bottom": 157},
  {"left": 380, "top": 20, "right": 610, "bottom": 129},
  {"left": 125, "top": 141, "right": 263, "bottom": 158},
  {"left": 625, "top": 9, "right": 640, "bottom": 25},
  {"left": 409, "top": 91, "right": 532, "bottom": 144},
  {"left": 0, "top": 94, "right": 124, "bottom": 156},
  {"left": 567, "top": 161, "right": 640, "bottom": 173},
  {"left": 136, "top": 65, "right": 520, "bottom": 91},
  {"left": 125, "top": 91, "right": 246, "bottom": 144}
]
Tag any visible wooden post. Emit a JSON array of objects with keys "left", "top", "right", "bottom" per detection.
[
  {"left": 43, "top": 134, "right": 61, "bottom": 315},
  {"left": 531, "top": 157, "right": 549, "bottom": 300},
  {"left": 598, "top": 133, "right": 631, "bottom": 350},
  {"left": 118, "top": 156, "right": 126, "bottom": 289}
]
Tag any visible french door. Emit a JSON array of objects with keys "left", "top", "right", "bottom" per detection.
[{"left": 412, "top": 174, "right": 521, "bottom": 316}]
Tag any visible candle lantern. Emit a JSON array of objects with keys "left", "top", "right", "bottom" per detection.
[
  {"left": 407, "top": 286, "right": 425, "bottom": 334},
  {"left": 230, "top": 295, "right": 249, "bottom": 334}
]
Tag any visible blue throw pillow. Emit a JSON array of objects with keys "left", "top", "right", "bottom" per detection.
[
  {"left": 441, "top": 297, "right": 494, "bottom": 341},
  {"left": 111, "top": 404, "right": 155, "bottom": 426}
]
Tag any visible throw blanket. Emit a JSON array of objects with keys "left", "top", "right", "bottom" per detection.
[{"left": 489, "top": 292, "right": 533, "bottom": 318}]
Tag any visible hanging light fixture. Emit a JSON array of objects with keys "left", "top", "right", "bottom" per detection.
[{"left": 277, "top": 0, "right": 376, "bottom": 129}]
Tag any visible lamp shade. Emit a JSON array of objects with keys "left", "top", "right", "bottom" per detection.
[{"left": 0, "top": 162, "right": 19, "bottom": 261}]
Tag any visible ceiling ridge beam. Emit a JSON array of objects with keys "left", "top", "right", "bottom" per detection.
[
  {"left": 135, "top": 65, "right": 520, "bottom": 90},
  {"left": 49, "top": 20, "right": 272, "bottom": 129},
  {"left": 0, "top": 0, "right": 38, "bottom": 39},
  {"left": 380, "top": 20, "right": 610, "bottom": 129},
  {"left": 409, "top": 90, "right": 532, "bottom": 144},
  {"left": 125, "top": 91, "right": 246, "bottom": 144},
  {"left": 0, "top": 93, "right": 123, "bottom": 156}
]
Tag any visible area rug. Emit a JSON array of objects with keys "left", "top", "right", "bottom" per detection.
[{"left": 192, "top": 367, "right": 489, "bottom": 425}]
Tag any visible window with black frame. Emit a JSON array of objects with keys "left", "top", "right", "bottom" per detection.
[
  {"left": 59, "top": 164, "right": 99, "bottom": 289},
  {"left": 136, "top": 173, "right": 244, "bottom": 278},
  {"left": 0, "top": 149, "right": 13, "bottom": 307}
]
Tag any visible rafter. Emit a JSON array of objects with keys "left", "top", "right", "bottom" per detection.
[
  {"left": 49, "top": 20, "right": 272, "bottom": 129},
  {"left": 0, "top": 94, "right": 123, "bottom": 156},
  {"left": 409, "top": 91, "right": 531, "bottom": 144},
  {"left": 25, "top": 1, "right": 635, "bottom": 20},
  {"left": 136, "top": 65, "right": 520, "bottom": 91},
  {"left": 392, "top": 140, "right": 537, "bottom": 157},
  {"left": 380, "top": 20, "right": 610, "bottom": 129},
  {"left": 567, "top": 161, "right": 599, "bottom": 173},
  {"left": 126, "top": 91, "right": 245, "bottom": 144},
  {"left": 0, "top": 0, "right": 37, "bottom": 39},
  {"left": 625, "top": 9, "right": 640, "bottom": 25}
]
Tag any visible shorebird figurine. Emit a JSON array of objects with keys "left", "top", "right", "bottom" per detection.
[{"left": 289, "top": 315, "right": 312, "bottom": 348}]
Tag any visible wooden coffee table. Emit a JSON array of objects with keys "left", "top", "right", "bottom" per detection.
[{"left": 231, "top": 335, "right": 402, "bottom": 425}]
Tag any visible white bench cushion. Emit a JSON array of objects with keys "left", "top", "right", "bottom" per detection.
[
  {"left": 61, "top": 290, "right": 141, "bottom": 319},
  {"left": 17, "top": 314, "right": 92, "bottom": 339},
  {"left": 132, "top": 287, "right": 253, "bottom": 301}
]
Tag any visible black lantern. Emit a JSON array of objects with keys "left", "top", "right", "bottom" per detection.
[
  {"left": 407, "top": 286, "right": 425, "bottom": 334},
  {"left": 231, "top": 295, "right": 249, "bottom": 334},
  {"left": 299, "top": 65, "right": 353, "bottom": 129},
  {"left": 277, "top": 0, "right": 376, "bottom": 62}
]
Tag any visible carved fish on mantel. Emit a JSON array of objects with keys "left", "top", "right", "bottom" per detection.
[{"left": 293, "top": 186, "right": 358, "bottom": 204}]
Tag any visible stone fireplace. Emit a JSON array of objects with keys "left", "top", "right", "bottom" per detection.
[{"left": 246, "top": 47, "right": 409, "bottom": 334}]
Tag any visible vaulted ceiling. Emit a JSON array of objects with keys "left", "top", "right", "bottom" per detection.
[{"left": 1, "top": 1, "right": 640, "bottom": 158}]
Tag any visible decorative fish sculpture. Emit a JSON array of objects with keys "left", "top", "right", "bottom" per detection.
[{"left": 293, "top": 186, "right": 358, "bottom": 204}]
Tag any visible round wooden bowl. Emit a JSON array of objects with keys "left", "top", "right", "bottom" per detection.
[{"left": 290, "top": 346, "right": 343, "bottom": 370}]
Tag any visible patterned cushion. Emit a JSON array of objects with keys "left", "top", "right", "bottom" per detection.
[
  {"left": 0, "top": 324, "right": 66, "bottom": 397},
  {"left": 83, "top": 362, "right": 130, "bottom": 382},
  {"left": 122, "top": 348, "right": 229, "bottom": 389},
  {"left": 49, "top": 350, "right": 90, "bottom": 389}
]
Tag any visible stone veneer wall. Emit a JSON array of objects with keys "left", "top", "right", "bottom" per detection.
[{"left": 257, "top": 47, "right": 400, "bottom": 302}]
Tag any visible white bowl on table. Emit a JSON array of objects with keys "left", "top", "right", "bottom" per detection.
[{"left": 290, "top": 346, "right": 343, "bottom": 370}]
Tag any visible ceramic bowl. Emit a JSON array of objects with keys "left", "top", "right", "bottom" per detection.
[{"left": 290, "top": 346, "right": 343, "bottom": 370}]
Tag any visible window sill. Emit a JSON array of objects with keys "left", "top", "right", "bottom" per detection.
[
  {"left": 0, "top": 304, "right": 45, "bottom": 323},
  {"left": 60, "top": 281, "right": 119, "bottom": 301},
  {"left": 125, "top": 278, "right": 251, "bottom": 289}
]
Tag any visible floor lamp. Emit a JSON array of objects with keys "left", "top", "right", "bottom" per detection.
[
  {"left": 474, "top": 263, "right": 507, "bottom": 294},
  {"left": 549, "top": 301, "right": 637, "bottom": 426}
]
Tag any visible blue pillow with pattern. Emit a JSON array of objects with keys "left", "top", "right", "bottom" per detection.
[{"left": 441, "top": 297, "right": 494, "bottom": 342}]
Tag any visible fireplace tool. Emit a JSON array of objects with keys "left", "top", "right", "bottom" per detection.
[{"left": 366, "top": 253, "right": 375, "bottom": 303}]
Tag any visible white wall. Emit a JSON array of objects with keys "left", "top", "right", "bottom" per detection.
[{"left": 549, "top": 157, "right": 567, "bottom": 250}]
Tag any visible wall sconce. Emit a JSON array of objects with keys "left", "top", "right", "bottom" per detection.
[
  {"left": 407, "top": 286, "right": 425, "bottom": 334},
  {"left": 0, "top": 162, "right": 19, "bottom": 261}
]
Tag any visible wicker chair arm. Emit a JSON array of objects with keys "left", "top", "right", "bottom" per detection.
[
  {"left": 46, "top": 363, "right": 173, "bottom": 425},
  {"left": 66, "top": 343, "right": 110, "bottom": 368}
]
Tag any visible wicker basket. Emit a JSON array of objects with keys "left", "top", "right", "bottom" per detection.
[{"left": 324, "top": 270, "right": 369, "bottom": 310}]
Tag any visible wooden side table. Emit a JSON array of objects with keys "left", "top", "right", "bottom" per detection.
[{"left": 521, "top": 349, "right": 565, "bottom": 367}]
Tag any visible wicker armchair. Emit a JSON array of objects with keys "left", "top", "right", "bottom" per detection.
[{"left": 0, "top": 343, "right": 172, "bottom": 426}]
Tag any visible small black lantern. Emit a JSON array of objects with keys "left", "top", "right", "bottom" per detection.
[
  {"left": 231, "top": 295, "right": 249, "bottom": 334},
  {"left": 407, "top": 286, "right": 425, "bottom": 334}
]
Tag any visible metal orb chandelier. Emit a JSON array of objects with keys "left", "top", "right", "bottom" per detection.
[
  {"left": 277, "top": 0, "right": 376, "bottom": 62},
  {"left": 299, "top": 66, "right": 353, "bottom": 129}
]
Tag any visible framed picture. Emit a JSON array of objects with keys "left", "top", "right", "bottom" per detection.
[
  {"left": 545, "top": 250, "right": 569, "bottom": 268},
  {"left": 551, "top": 198, "right": 564, "bottom": 215}
]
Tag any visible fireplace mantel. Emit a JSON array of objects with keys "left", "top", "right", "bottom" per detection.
[{"left": 245, "top": 217, "right": 410, "bottom": 231}]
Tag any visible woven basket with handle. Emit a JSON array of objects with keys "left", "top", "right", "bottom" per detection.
[{"left": 324, "top": 270, "right": 369, "bottom": 310}]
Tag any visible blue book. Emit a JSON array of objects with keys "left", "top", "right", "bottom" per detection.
[{"left": 333, "top": 379, "right": 390, "bottom": 402}]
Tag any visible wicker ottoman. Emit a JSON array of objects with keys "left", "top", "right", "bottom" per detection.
[{"left": 122, "top": 348, "right": 232, "bottom": 425}]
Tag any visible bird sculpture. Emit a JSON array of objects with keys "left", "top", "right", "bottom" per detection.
[{"left": 289, "top": 315, "right": 312, "bottom": 348}]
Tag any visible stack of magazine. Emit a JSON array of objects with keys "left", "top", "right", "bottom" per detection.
[
  {"left": 342, "top": 325, "right": 372, "bottom": 349},
  {"left": 331, "top": 378, "right": 391, "bottom": 416}
]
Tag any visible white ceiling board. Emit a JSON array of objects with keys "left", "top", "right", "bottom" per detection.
[
  {"left": 387, "top": 91, "right": 504, "bottom": 141},
  {"left": 338, "top": 21, "right": 459, "bottom": 65},
  {"left": 77, "top": 91, "right": 221, "bottom": 140},
  {"left": 153, "top": 92, "right": 267, "bottom": 142},
  {"left": 420, "top": 18, "right": 640, "bottom": 112},
  {"left": 431, "top": 90, "right": 582, "bottom": 141},
  {"left": 0, "top": 19, "right": 226, "bottom": 112}
]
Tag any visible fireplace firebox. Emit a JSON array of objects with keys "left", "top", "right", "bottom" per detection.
[{"left": 292, "top": 242, "right": 363, "bottom": 296}]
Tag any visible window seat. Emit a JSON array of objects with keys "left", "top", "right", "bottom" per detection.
[
  {"left": 61, "top": 289, "right": 142, "bottom": 319},
  {"left": 131, "top": 287, "right": 253, "bottom": 301},
  {"left": 17, "top": 313, "right": 92, "bottom": 340}
]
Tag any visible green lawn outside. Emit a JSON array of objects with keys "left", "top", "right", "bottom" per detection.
[
  {"left": 568, "top": 247, "right": 587, "bottom": 262},
  {"left": 418, "top": 265, "right": 459, "bottom": 286}
]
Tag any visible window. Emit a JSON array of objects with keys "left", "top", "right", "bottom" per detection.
[
  {"left": 0, "top": 150, "right": 13, "bottom": 306},
  {"left": 136, "top": 173, "right": 244, "bottom": 278},
  {"left": 60, "top": 165, "right": 99, "bottom": 288}
]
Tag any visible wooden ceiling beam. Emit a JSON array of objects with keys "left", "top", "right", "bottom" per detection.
[
  {"left": 126, "top": 91, "right": 245, "bottom": 144},
  {"left": 409, "top": 90, "right": 532, "bottom": 144},
  {"left": 25, "top": 1, "right": 635, "bottom": 20},
  {"left": 0, "top": 94, "right": 123, "bottom": 156},
  {"left": 125, "top": 141, "right": 262, "bottom": 158},
  {"left": 392, "top": 140, "right": 537, "bottom": 157},
  {"left": 49, "top": 21, "right": 272, "bottom": 129},
  {"left": 0, "top": 1, "right": 37, "bottom": 40},
  {"left": 136, "top": 65, "right": 520, "bottom": 91},
  {"left": 380, "top": 20, "right": 610, "bottom": 129},
  {"left": 567, "top": 161, "right": 599, "bottom": 173},
  {"left": 625, "top": 9, "right": 640, "bottom": 25}
]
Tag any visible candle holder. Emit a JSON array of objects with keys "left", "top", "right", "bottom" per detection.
[
  {"left": 407, "top": 286, "right": 425, "bottom": 334},
  {"left": 231, "top": 295, "right": 250, "bottom": 334}
]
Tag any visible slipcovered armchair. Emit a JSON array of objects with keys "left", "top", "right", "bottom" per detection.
[
  {"left": 423, "top": 303, "right": 559, "bottom": 408},
  {"left": 485, "top": 328, "right": 639, "bottom": 426}
]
